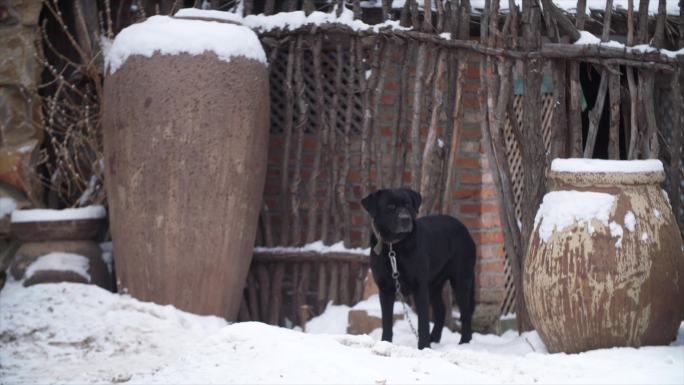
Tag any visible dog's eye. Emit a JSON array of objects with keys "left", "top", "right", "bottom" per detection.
[{"left": 387, "top": 204, "right": 396, "bottom": 210}]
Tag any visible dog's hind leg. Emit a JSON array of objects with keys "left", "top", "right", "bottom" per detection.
[
  {"left": 429, "top": 283, "right": 447, "bottom": 343},
  {"left": 452, "top": 276, "right": 475, "bottom": 344}
]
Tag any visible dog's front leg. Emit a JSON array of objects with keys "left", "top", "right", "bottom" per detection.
[
  {"left": 378, "top": 287, "right": 396, "bottom": 342},
  {"left": 415, "top": 284, "right": 431, "bottom": 349}
]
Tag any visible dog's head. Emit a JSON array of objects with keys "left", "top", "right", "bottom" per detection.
[{"left": 361, "top": 188, "right": 422, "bottom": 242}]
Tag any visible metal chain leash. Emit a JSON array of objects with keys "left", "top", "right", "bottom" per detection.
[{"left": 387, "top": 243, "right": 419, "bottom": 339}]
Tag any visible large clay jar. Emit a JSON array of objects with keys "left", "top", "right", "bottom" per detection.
[
  {"left": 102, "top": 12, "right": 269, "bottom": 320},
  {"left": 524, "top": 158, "right": 684, "bottom": 353}
]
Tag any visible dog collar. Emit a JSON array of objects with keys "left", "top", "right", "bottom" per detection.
[{"left": 371, "top": 221, "right": 406, "bottom": 255}]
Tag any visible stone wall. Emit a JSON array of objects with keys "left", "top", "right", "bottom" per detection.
[{"left": 0, "top": 0, "right": 44, "bottom": 204}]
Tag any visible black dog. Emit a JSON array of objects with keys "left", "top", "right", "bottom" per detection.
[{"left": 361, "top": 188, "right": 476, "bottom": 350}]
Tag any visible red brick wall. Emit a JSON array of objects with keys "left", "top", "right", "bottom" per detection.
[{"left": 261, "top": 49, "right": 507, "bottom": 315}]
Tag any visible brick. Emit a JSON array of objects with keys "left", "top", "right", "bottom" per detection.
[
  {"left": 384, "top": 80, "right": 399, "bottom": 91},
  {"left": 460, "top": 215, "right": 501, "bottom": 230},
  {"left": 461, "top": 141, "right": 481, "bottom": 153},
  {"left": 465, "top": 64, "right": 480, "bottom": 78},
  {"left": 453, "top": 188, "right": 480, "bottom": 199},
  {"left": 477, "top": 260, "right": 505, "bottom": 274},
  {"left": 476, "top": 273, "right": 506, "bottom": 289},
  {"left": 460, "top": 127, "right": 481, "bottom": 139},
  {"left": 478, "top": 245, "right": 505, "bottom": 260},
  {"left": 480, "top": 187, "right": 497, "bottom": 199},
  {"left": 463, "top": 96, "right": 480, "bottom": 109},
  {"left": 461, "top": 202, "right": 498, "bottom": 215},
  {"left": 472, "top": 231, "right": 504, "bottom": 244},
  {"left": 455, "top": 157, "right": 481, "bottom": 168},
  {"left": 303, "top": 137, "right": 318, "bottom": 150},
  {"left": 475, "top": 288, "right": 506, "bottom": 304},
  {"left": 380, "top": 94, "right": 396, "bottom": 105},
  {"left": 347, "top": 170, "right": 360, "bottom": 183},
  {"left": 462, "top": 82, "right": 481, "bottom": 93},
  {"left": 460, "top": 172, "right": 482, "bottom": 184},
  {"left": 481, "top": 172, "right": 494, "bottom": 184},
  {"left": 463, "top": 111, "right": 481, "bottom": 124}
]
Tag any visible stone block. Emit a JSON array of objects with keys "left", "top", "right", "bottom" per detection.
[
  {"left": 0, "top": 27, "right": 41, "bottom": 88},
  {"left": 471, "top": 303, "right": 501, "bottom": 334},
  {"left": 9, "top": 0, "right": 43, "bottom": 26},
  {"left": 347, "top": 309, "right": 403, "bottom": 336}
]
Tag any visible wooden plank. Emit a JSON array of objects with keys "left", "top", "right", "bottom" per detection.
[
  {"left": 257, "top": 264, "right": 271, "bottom": 323},
  {"left": 269, "top": 262, "right": 285, "bottom": 325},
  {"left": 247, "top": 271, "right": 260, "bottom": 321},
  {"left": 297, "top": 263, "right": 311, "bottom": 326},
  {"left": 339, "top": 262, "right": 350, "bottom": 305},
  {"left": 328, "top": 262, "right": 339, "bottom": 305},
  {"left": 316, "top": 261, "right": 327, "bottom": 314}
]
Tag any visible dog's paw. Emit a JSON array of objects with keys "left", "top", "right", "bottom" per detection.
[
  {"left": 429, "top": 331, "right": 442, "bottom": 343},
  {"left": 458, "top": 335, "right": 472, "bottom": 344}
]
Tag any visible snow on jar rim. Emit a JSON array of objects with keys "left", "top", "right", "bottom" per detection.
[
  {"left": 549, "top": 158, "right": 665, "bottom": 186},
  {"left": 104, "top": 13, "right": 267, "bottom": 75},
  {"left": 551, "top": 158, "right": 664, "bottom": 173},
  {"left": 11, "top": 205, "right": 107, "bottom": 223}
]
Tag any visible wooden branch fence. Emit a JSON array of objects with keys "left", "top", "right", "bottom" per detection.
[
  {"left": 237, "top": 251, "right": 369, "bottom": 328},
  {"left": 240, "top": 0, "right": 684, "bottom": 330}
]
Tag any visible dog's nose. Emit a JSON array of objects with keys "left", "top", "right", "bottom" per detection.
[{"left": 398, "top": 214, "right": 411, "bottom": 226}]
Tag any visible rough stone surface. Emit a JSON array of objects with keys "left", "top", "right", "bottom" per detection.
[
  {"left": 10, "top": 240, "right": 111, "bottom": 290},
  {"left": 524, "top": 169, "right": 684, "bottom": 353},
  {"left": 0, "top": 27, "right": 41, "bottom": 87},
  {"left": 347, "top": 309, "right": 403, "bottom": 336},
  {"left": 102, "top": 52, "right": 269, "bottom": 321},
  {"left": 0, "top": 0, "right": 43, "bottom": 197},
  {"left": 9, "top": 0, "right": 43, "bottom": 26}
]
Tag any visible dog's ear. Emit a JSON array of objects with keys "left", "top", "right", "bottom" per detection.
[
  {"left": 404, "top": 189, "right": 422, "bottom": 213},
  {"left": 361, "top": 190, "right": 382, "bottom": 217}
]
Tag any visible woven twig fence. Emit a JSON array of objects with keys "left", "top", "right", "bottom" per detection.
[{"left": 238, "top": 251, "right": 369, "bottom": 327}]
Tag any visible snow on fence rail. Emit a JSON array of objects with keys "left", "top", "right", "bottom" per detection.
[{"left": 244, "top": 244, "right": 370, "bottom": 328}]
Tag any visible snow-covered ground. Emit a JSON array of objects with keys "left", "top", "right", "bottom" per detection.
[{"left": 1, "top": 281, "right": 682, "bottom": 384}]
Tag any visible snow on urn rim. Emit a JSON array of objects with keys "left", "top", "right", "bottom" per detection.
[
  {"left": 104, "top": 14, "right": 267, "bottom": 75},
  {"left": 11, "top": 205, "right": 107, "bottom": 223},
  {"left": 549, "top": 158, "right": 665, "bottom": 186},
  {"left": 551, "top": 158, "right": 664, "bottom": 173}
]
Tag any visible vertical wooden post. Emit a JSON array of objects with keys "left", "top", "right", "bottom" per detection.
[
  {"left": 339, "top": 262, "right": 350, "bottom": 305},
  {"left": 270, "top": 262, "right": 285, "bottom": 325},
  {"left": 410, "top": 43, "right": 428, "bottom": 190},
  {"left": 316, "top": 261, "right": 327, "bottom": 313},
  {"left": 339, "top": 39, "right": 356, "bottom": 246},
  {"left": 291, "top": 37, "right": 307, "bottom": 245},
  {"left": 297, "top": 263, "right": 311, "bottom": 325},
  {"left": 257, "top": 264, "right": 271, "bottom": 322},
  {"left": 280, "top": 41, "right": 296, "bottom": 245},
  {"left": 306, "top": 36, "right": 327, "bottom": 243},
  {"left": 568, "top": 0, "right": 587, "bottom": 157},
  {"left": 420, "top": 49, "right": 447, "bottom": 215},
  {"left": 247, "top": 271, "right": 260, "bottom": 321}
]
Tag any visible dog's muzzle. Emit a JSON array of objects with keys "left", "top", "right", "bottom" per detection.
[{"left": 396, "top": 211, "right": 413, "bottom": 233}]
